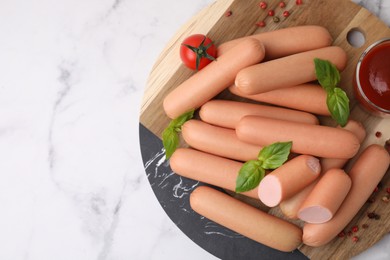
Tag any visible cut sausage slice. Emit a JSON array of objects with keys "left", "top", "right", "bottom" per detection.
[
  {"left": 303, "top": 144, "right": 390, "bottom": 247},
  {"left": 279, "top": 120, "right": 366, "bottom": 219},
  {"left": 170, "top": 148, "right": 258, "bottom": 199},
  {"left": 182, "top": 119, "right": 262, "bottom": 161},
  {"left": 235, "top": 46, "right": 347, "bottom": 95},
  {"left": 229, "top": 84, "right": 330, "bottom": 116},
  {"left": 163, "top": 38, "right": 265, "bottom": 119},
  {"left": 236, "top": 116, "right": 361, "bottom": 159},
  {"left": 199, "top": 99, "right": 319, "bottom": 129},
  {"left": 297, "top": 168, "right": 352, "bottom": 224},
  {"left": 258, "top": 155, "right": 321, "bottom": 207},
  {"left": 190, "top": 186, "right": 303, "bottom": 252},
  {"left": 217, "top": 25, "right": 332, "bottom": 60}
]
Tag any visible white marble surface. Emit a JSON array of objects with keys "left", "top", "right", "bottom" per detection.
[{"left": 0, "top": 0, "right": 389, "bottom": 259}]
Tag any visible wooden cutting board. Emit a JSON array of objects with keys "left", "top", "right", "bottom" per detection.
[{"left": 140, "top": 0, "right": 390, "bottom": 259}]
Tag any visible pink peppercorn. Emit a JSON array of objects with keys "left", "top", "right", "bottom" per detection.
[{"left": 259, "top": 1, "right": 267, "bottom": 9}]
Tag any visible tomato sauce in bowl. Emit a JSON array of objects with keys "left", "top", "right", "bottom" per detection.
[{"left": 354, "top": 38, "right": 390, "bottom": 116}]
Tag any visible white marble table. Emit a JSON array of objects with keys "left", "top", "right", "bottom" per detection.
[{"left": 0, "top": 0, "right": 389, "bottom": 259}]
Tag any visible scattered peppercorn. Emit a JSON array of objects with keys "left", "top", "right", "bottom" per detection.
[
  {"left": 352, "top": 236, "right": 359, "bottom": 242},
  {"left": 279, "top": 1, "right": 286, "bottom": 8},
  {"left": 259, "top": 1, "right": 267, "bottom": 9},
  {"left": 375, "top": 131, "right": 382, "bottom": 138},
  {"left": 268, "top": 9, "right": 275, "bottom": 16},
  {"left": 225, "top": 10, "right": 232, "bottom": 17},
  {"left": 362, "top": 224, "right": 369, "bottom": 229},
  {"left": 283, "top": 10, "right": 290, "bottom": 17},
  {"left": 367, "top": 211, "right": 380, "bottom": 220},
  {"left": 347, "top": 230, "right": 353, "bottom": 237},
  {"left": 352, "top": 225, "right": 359, "bottom": 233},
  {"left": 338, "top": 231, "right": 345, "bottom": 238},
  {"left": 296, "top": 0, "right": 303, "bottom": 5},
  {"left": 273, "top": 16, "right": 280, "bottom": 23},
  {"left": 256, "top": 21, "right": 266, "bottom": 27}
]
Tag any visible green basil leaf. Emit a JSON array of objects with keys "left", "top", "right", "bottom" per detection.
[
  {"left": 258, "top": 141, "right": 292, "bottom": 170},
  {"left": 327, "top": 87, "right": 350, "bottom": 127},
  {"left": 162, "top": 110, "right": 195, "bottom": 159},
  {"left": 171, "top": 109, "right": 195, "bottom": 128},
  {"left": 235, "top": 160, "right": 265, "bottom": 193},
  {"left": 162, "top": 126, "right": 179, "bottom": 159},
  {"left": 314, "top": 58, "right": 350, "bottom": 126},
  {"left": 314, "top": 58, "right": 340, "bottom": 91}
]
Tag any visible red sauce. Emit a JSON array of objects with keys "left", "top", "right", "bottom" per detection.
[{"left": 356, "top": 40, "right": 390, "bottom": 114}]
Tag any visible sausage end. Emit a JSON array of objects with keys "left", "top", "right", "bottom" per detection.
[
  {"left": 298, "top": 206, "right": 332, "bottom": 224},
  {"left": 235, "top": 69, "right": 257, "bottom": 95},
  {"left": 302, "top": 224, "right": 331, "bottom": 247},
  {"left": 258, "top": 175, "right": 282, "bottom": 207},
  {"left": 169, "top": 148, "right": 186, "bottom": 173},
  {"left": 305, "top": 155, "right": 321, "bottom": 175}
]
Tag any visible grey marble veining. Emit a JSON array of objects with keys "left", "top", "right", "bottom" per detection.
[
  {"left": 353, "top": 0, "right": 390, "bottom": 25},
  {"left": 0, "top": 0, "right": 388, "bottom": 260}
]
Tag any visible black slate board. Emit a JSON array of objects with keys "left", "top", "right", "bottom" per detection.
[{"left": 139, "top": 123, "right": 307, "bottom": 260}]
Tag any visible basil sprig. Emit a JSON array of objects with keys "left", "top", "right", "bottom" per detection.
[
  {"left": 236, "top": 160, "right": 264, "bottom": 193},
  {"left": 235, "top": 141, "right": 292, "bottom": 193},
  {"left": 162, "top": 110, "right": 194, "bottom": 159},
  {"left": 314, "top": 58, "right": 350, "bottom": 127}
]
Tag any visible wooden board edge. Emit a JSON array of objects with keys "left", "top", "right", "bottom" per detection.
[{"left": 140, "top": 0, "right": 234, "bottom": 118}]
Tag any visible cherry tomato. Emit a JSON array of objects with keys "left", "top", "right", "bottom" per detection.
[{"left": 180, "top": 34, "right": 217, "bottom": 71}]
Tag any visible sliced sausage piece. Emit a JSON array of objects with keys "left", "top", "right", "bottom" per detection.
[
  {"left": 235, "top": 46, "right": 347, "bottom": 95},
  {"left": 258, "top": 155, "right": 321, "bottom": 207},
  {"left": 217, "top": 25, "right": 332, "bottom": 60},
  {"left": 190, "top": 186, "right": 303, "bottom": 252},
  {"left": 236, "top": 116, "right": 361, "bottom": 159},
  {"left": 170, "top": 148, "right": 258, "bottom": 199},
  {"left": 229, "top": 84, "right": 330, "bottom": 116},
  {"left": 297, "top": 168, "right": 351, "bottom": 223},
  {"left": 182, "top": 119, "right": 261, "bottom": 162},
  {"left": 303, "top": 144, "right": 390, "bottom": 247},
  {"left": 163, "top": 38, "right": 265, "bottom": 119},
  {"left": 279, "top": 120, "right": 366, "bottom": 219},
  {"left": 199, "top": 99, "right": 319, "bottom": 129}
]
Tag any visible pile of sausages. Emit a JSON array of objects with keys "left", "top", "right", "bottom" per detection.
[{"left": 162, "top": 26, "right": 390, "bottom": 252}]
